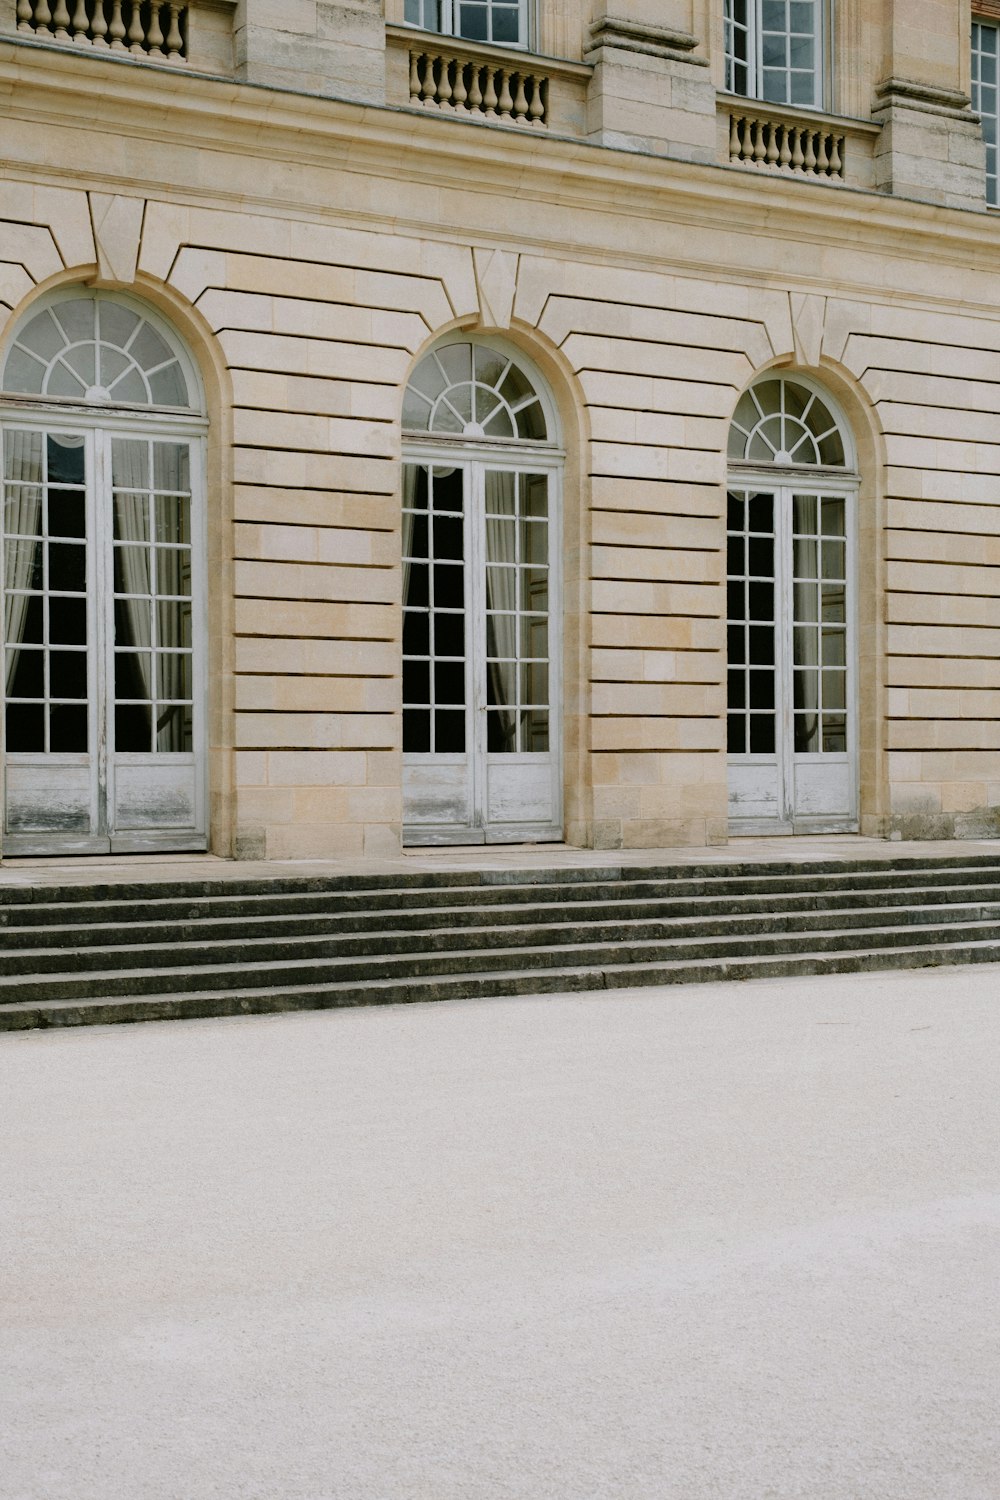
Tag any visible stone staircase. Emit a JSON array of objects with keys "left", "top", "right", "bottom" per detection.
[{"left": 3, "top": 852, "right": 1000, "bottom": 1030}]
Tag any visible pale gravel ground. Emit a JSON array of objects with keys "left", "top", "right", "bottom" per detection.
[{"left": 3, "top": 965, "right": 1000, "bottom": 1500}]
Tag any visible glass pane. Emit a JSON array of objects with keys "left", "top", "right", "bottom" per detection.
[
  {"left": 6, "top": 703, "right": 44, "bottom": 752},
  {"left": 155, "top": 496, "right": 191, "bottom": 547},
  {"left": 4, "top": 430, "right": 43, "bottom": 483},
  {"left": 48, "top": 596, "right": 87, "bottom": 645},
  {"left": 112, "top": 439, "right": 149, "bottom": 490},
  {"left": 153, "top": 444, "right": 190, "bottom": 495},
  {"left": 49, "top": 649, "right": 87, "bottom": 700},
  {"left": 47, "top": 435, "right": 85, "bottom": 486},
  {"left": 156, "top": 550, "right": 191, "bottom": 597},
  {"left": 116, "top": 703, "right": 152, "bottom": 752},
  {"left": 48, "top": 543, "right": 86, "bottom": 593},
  {"left": 404, "top": 658, "right": 430, "bottom": 706},
  {"left": 521, "top": 708, "right": 548, "bottom": 751},
  {"left": 49, "top": 703, "right": 88, "bottom": 753},
  {"left": 157, "top": 652, "right": 192, "bottom": 701},
  {"left": 403, "top": 709, "right": 430, "bottom": 753},
  {"left": 114, "top": 494, "right": 150, "bottom": 543},
  {"left": 749, "top": 714, "right": 775, "bottom": 753},
  {"left": 116, "top": 651, "right": 152, "bottom": 701},
  {"left": 434, "top": 710, "right": 465, "bottom": 753},
  {"left": 156, "top": 702, "right": 192, "bottom": 753},
  {"left": 5, "top": 535, "right": 42, "bottom": 594}
]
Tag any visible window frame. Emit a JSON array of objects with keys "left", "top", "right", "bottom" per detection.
[
  {"left": 402, "top": 0, "right": 531, "bottom": 52},
  {"left": 723, "top": 0, "right": 830, "bottom": 113},
  {"left": 972, "top": 17, "right": 1000, "bottom": 208}
]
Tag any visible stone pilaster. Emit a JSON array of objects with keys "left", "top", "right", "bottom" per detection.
[
  {"left": 872, "top": 77, "right": 987, "bottom": 212},
  {"left": 585, "top": 15, "right": 716, "bottom": 163}
]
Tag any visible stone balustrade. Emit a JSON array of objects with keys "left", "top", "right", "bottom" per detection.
[
  {"left": 727, "top": 108, "right": 846, "bottom": 181},
  {"left": 409, "top": 48, "right": 548, "bottom": 127},
  {"left": 16, "top": 0, "right": 188, "bottom": 59}
]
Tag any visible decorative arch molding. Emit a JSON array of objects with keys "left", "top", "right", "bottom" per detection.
[
  {"left": 727, "top": 372, "right": 856, "bottom": 473},
  {"left": 402, "top": 333, "right": 562, "bottom": 449},
  {"left": 2, "top": 287, "right": 205, "bottom": 416}
]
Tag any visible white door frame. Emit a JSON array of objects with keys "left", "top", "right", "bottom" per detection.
[
  {"left": 402, "top": 436, "right": 563, "bottom": 845},
  {"left": 1, "top": 403, "right": 209, "bottom": 855},
  {"left": 727, "top": 468, "right": 859, "bottom": 834}
]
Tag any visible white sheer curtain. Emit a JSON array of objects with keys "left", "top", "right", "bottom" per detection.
[
  {"left": 484, "top": 469, "right": 518, "bottom": 752},
  {"left": 4, "top": 431, "right": 43, "bottom": 693},
  {"left": 112, "top": 440, "right": 153, "bottom": 748}
]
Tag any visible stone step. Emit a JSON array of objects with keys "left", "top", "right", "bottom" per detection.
[
  {"left": 3, "top": 936, "right": 999, "bottom": 1032},
  {"left": 3, "top": 860, "right": 1000, "bottom": 930},
  {"left": 4, "top": 879, "right": 1000, "bottom": 951},
  {"left": 2, "top": 913, "right": 999, "bottom": 1006},
  {"left": 6, "top": 897, "right": 1000, "bottom": 976}
]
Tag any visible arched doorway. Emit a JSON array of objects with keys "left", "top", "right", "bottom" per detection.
[
  {"left": 401, "top": 337, "right": 563, "bottom": 844},
  {"left": 726, "top": 374, "right": 859, "bottom": 833},
  {"left": 1, "top": 289, "right": 208, "bottom": 854}
]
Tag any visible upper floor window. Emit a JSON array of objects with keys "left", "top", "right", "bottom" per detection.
[
  {"left": 404, "top": 0, "right": 527, "bottom": 48},
  {"left": 724, "top": 0, "right": 825, "bottom": 109},
  {"left": 972, "top": 20, "right": 999, "bottom": 207}
]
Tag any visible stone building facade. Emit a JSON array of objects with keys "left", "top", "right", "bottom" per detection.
[{"left": 1, "top": 0, "right": 1000, "bottom": 858}]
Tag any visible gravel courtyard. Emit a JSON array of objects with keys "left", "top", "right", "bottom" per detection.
[{"left": 3, "top": 966, "right": 1000, "bottom": 1500}]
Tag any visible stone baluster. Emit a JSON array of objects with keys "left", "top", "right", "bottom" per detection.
[
  {"left": 91, "top": 0, "right": 108, "bottom": 44},
  {"left": 70, "top": 0, "right": 89, "bottom": 40},
  {"left": 452, "top": 60, "right": 468, "bottom": 111},
  {"left": 34, "top": 0, "right": 53, "bottom": 33},
  {"left": 17, "top": 0, "right": 34, "bottom": 33},
  {"left": 497, "top": 69, "right": 513, "bottom": 119},
  {"left": 816, "top": 133, "right": 829, "bottom": 175},
  {"left": 127, "top": 2, "right": 145, "bottom": 53},
  {"left": 751, "top": 120, "right": 766, "bottom": 163},
  {"left": 482, "top": 66, "right": 498, "bottom": 117},
  {"left": 729, "top": 114, "right": 741, "bottom": 161},
  {"left": 467, "top": 65, "right": 483, "bottom": 112},
  {"left": 51, "top": 0, "right": 71, "bottom": 38},
  {"left": 803, "top": 131, "right": 816, "bottom": 173},
  {"left": 512, "top": 74, "right": 529, "bottom": 122},
  {"left": 829, "top": 136, "right": 843, "bottom": 177},
  {"left": 778, "top": 126, "right": 791, "bottom": 169},
  {"left": 107, "top": 0, "right": 126, "bottom": 46},
  {"left": 146, "top": 2, "right": 164, "bottom": 55},
  {"left": 791, "top": 127, "right": 805, "bottom": 170},
  {"left": 528, "top": 75, "right": 544, "bottom": 126},
  {"left": 765, "top": 122, "right": 778, "bottom": 166},
  {"left": 409, "top": 51, "right": 422, "bottom": 101},
  {"left": 435, "top": 56, "right": 453, "bottom": 108},
  {"left": 164, "top": 3, "right": 183, "bottom": 59}
]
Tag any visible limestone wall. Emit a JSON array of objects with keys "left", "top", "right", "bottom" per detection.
[{"left": 3, "top": 44, "right": 1000, "bottom": 853}]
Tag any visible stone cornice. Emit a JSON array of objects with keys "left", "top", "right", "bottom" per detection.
[
  {"left": 584, "top": 15, "right": 707, "bottom": 67},
  {"left": 873, "top": 76, "right": 978, "bottom": 124},
  {"left": 2, "top": 40, "right": 1000, "bottom": 304}
]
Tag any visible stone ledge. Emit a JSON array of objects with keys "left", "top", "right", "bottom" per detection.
[{"left": 584, "top": 15, "right": 708, "bottom": 67}]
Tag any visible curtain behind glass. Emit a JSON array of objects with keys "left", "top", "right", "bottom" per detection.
[
  {"left": 3, "top": 431, "right": 43, "bottom": 693},
  {"left": 484, "top": 470, "right": 517, "bottom": 751}
]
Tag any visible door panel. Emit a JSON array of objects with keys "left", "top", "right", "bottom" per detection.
[
  {"left": 403, "top": 458, "right": 560, "bottom": 843},
  {"left": 1, "top": 422, "right": 206, "bottom": 854},
  {"left": 727, "top": 482, "right": 856, "bottom": 833}
]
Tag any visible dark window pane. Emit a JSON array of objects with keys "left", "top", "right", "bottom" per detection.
[
  {"left": 522, "top": 708, "right": 548, "bottom": 751},
  {"left": 48, "top": 542, "right": 86, "bottom": 593},
  {"left": 727, "top": 493, "right": 745, "bottom": 531},
  {"left": 747, "top": 536, "right": 773, "bottom": 577},
  {"left": 433, "top": 564, "right": 464, "bottom": 609},
  {"left": 727, "top": 713, "right": 746, "bottom": 754},
  {"left": 115, "top": 651, "right": 152, "bottom": 701},
  {"left": 748, "top": 671, "right": 775, "bottom": 710},
  {"left": 434, "top": 661, "right": 465, "bottom": 704},
  {"left": 794, "top": 713, "right": 820, "bottom": 753},
  {"left": 406, "top": 515, "right": 428, "bottom": 564},
  {"left": 403, "top": 708, "right": 430, "bottom": 753},
  {"left": 403, "top": 659, "right": 430, "bottom": 705},
  {"left": 403, "top": 610, "right": 429, "bottom": 656},
  {"left": 47, "top": 435, "right": 85, "bottom": 486},
  {"left": 748, "top": 493, "right": 773, "bottom": 532},
  {"left": 433, "top": 515, "right": 463, "bottom": 561},
  {"left": 6, "top": 702, "right": 44, "bottom": 751},
  {"left": 458, "top": 4, "right": 488, "bottom": 39},
  {"left": 747, "top": 582, "right": 774, "bottom": 622},
  {"left": 405, "top": 563, "right": 429, "bottom": 610},
  {"left": 49, "top": 703, "right": 88, "bottom": 753},
  {"left": 434, "top": 611, "right": 465, "bottom": 655},
  {"left": 47, "top": 490, "right": 86, "bottom": 539},
  {"left": 487, "top": 709, "right": 517, "bottom": 753},
  {"left": 727, "top": 625, "right": 745, "bottom": 666},
  {"left": 434, "top": 709, "right": 465, "bottom": 753},
  {"left": 8, "top": 648, "right": 44, "bottom": 698},
  {"left": 727, "top": 581, "right": 745, "bottom": 621},
  {"left": 748, "top": 625, "right": 775, "bottom": 666},
  {"left": 48, "top": 596, "right": 87, "bottom": 646},
  {"left": 49, "top": 650, "right": 88, "bottom": 701},
  {"left": 726, "top": 535, "right": 745, "bottom": 575},
  {"left": 728, "top": 669, "right": 746, "bottom": 710},
  {"left": 431, "top": 469, "right": 463, "bottom": 511},
  {"left": 115, "top": 703, "right": 152, "bottom": 752},
  {"left": 749, "top": 714, "right": 776, "bottom": 754}
]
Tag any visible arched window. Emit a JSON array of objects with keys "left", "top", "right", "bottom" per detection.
[
  {"left": 401, "top": 338, "right": 562, "bottom": 845},
  {"left": 726, "top": 373, "right": 858, "bottom": 834},
  {"left": 0, "top": 290, "right": 207, "bottom": 855}
]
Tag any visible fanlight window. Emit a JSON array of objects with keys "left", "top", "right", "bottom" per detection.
[
  {"left": 403, "top": 342, "right": 547, "bottom": 441},
  {"left": 728, "top": 377, "right": 847, "bottom": 468},
  {"left": 2, "top": 294, "right": 195, "bottom": 410}
]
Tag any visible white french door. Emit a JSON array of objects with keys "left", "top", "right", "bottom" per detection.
[
  {"left": 727, "top": 481, "right": 857, "bottom": 832},
  {"left": 402, "top": 454, "right": 561, "bottom": 843},
  {"left": 2, "top": 418, "right": 207, "bottom": 854}
]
